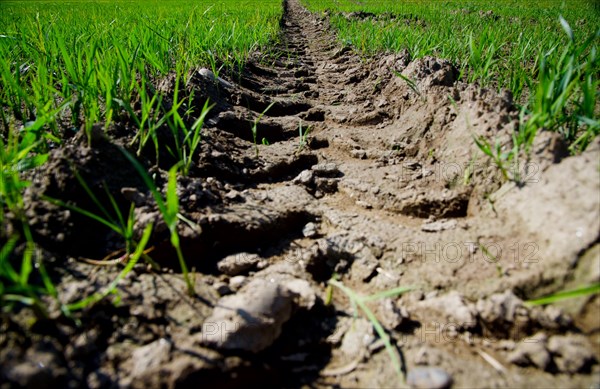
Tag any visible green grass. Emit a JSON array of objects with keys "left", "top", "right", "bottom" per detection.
[
  {"left": 0, "top": 0, "right": 281, "bottom": 312},
  {"left": 526, "top": 282, "right": 600, "bottom": 306},
  {"left": 302, "top": 0, "right": 599, "bottom": 171},
  {"left": 327, "top": 277, "right": 413, "bottom": 380},
  {"left": 302, "top": 0, "right": 598, "bottom": 100},
  {"left": 0, "top": 0, "right": 281, "bottom": 142},
  {"left": 121, "top": 149, "right": 200, "bottom": 296}
]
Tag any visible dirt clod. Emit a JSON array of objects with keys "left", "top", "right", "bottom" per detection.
[
  {"left": 548, "top": 335, "right": 597, "bottom": 374},
  {"left": 201, "top": 279, "right": 296, "bottom": 353}
]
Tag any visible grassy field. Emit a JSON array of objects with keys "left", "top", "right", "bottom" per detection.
[
  {"left": 303, "top": 0, "right": 599, "bottom": 168},
  {"left": 0, "top": 0, "right": 282, "bottom": 312},
  {"left": 0, "top": 0, "right": 281, "bottom": 138},
  {"left": 303, "top": 0, "right": 599, "bottom": 99}
]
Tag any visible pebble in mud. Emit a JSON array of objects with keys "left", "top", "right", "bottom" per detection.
[
  {"left": 229, "top": 275, "right": 247, "bottom": 291},
  {"left": 421, "top": 219, "right": 457, "bottom": 232},
  {"left": 217, "top": 252, "right": 260, "bottom": 276},
  {"left": 351, "top": 149, "right": 367, "bottom": 159},
  {"left": 197, "top": 67, "right": 233, "bottom": 89},
  {"left": 407, "top": 367, "right": 453, "bottom": 389},
  {"left": 340, "top": 318, "right": 375, "bottom": 357},
  {"left": 120, "top": 187, "right": 146, "bottom": 206},
  {"left": 311, "top": 162, "right": 341, "bottom": 177},
  {"left": 303, "top": 222, "right": 319, "bottom": 238},
  {"left": 213, "top": 281, "right": 232, "bottom": 296},
  {"left": 293, "top": 169, "right": 314, "bottom": 186}
]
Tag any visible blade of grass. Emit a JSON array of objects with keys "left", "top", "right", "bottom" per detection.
[{"left": 526, "top": 283, "right": 600, "bottom": 306}]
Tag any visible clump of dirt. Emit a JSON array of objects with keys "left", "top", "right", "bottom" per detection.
[{"left": 2, "top": 0, "right": 599, "bottom": 388}]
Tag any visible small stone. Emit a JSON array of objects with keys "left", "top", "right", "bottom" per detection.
[
  {"left": 256, "top": 259, "right": 269, "bottom": 270},
  {"left": 421, "top": 219, "right": 457, "bottom": 232},
  {"left": 293, "top": 170, "right": 314, "bottom": 186},
  {"left": 198, "top": 67, "right": 233, "bottom": 89},
  {"left": 121, "top": 187, "right": 146, "bottom": 206},
  {"left": 356, "top": 200, "right": 372, "bottom": 209},
  {"left": 302, "top": 222, "right": 318, "bottom": 238},
  {"left": 229, "top": 275, "right": 247, "bottom": 290},
  {"left": 198, "top": 67, "right": 216, "bottom": 81},
  {"left": 311, "top": 162, "right": 340, "bottom": 177},
  {"left": 213, "top": 281, "right": 232, "bottom": 296},
  {"left": 407, "top": 367, "right": 453, "bottom": 389},
  {"left": 217, "top": 253, "right": 260, "bottom": 276},
  {"left": 340, "top": 318, "right": 374, "bottom": 357}
]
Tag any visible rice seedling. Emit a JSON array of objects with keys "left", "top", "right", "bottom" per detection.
[
  {"left": 297, "top": 120, "right": 311, "bottom": 153},
  {"left": 303, "top": 0, "right": 598, "bottom": 103},
  {"left": 473, "top": 136, "right": 513, "bottom": 182},
  {"left": 181, "top": 100, "right": 214, "bottom": 175},
  {"left": 0, "top": 122, "right": 57, "bottom": 316},
  {"left": 121, "top": 149, "right": 197, "bottom": 296},
  {"left": 521, "top": 18, "right": 599, "bottom": 154},
  {"left": 393, "top": 71, "right": 421, "bottom": 98},
  {"left": 326, "top": 277, "right": 413, "bottom": 380},
  {"left": 44, "top": 170, "right": 138, "bottom": 260},
  {"left": 0, "top": 0, "right": 282, "bottom": 146},
  {"left": 0, "top": 0, "right": 282, "bottom": 314},
  {"left": 251, "top": 101, "right": 276, "bottom": 158},
  {"left": 478, "top": 242, "right": 504, "bottom": 278},
  {"left": 163, "top": 73, "right": 214, "bottom": 176},
  {"left": 472, "top": 17, "right": 599, "bottom": 181}
]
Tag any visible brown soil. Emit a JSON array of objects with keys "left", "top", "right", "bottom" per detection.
[{"left": 2, "top": 0, "right": 599, "bottom": 388}]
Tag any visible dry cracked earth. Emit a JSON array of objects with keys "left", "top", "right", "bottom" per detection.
[{"left": 2, "top": 0, "right": 599, "bottom": 388}]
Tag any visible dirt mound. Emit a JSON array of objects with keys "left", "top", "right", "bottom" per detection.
[{"left": 2, "top": 0, "right": 598, "bottom": 387}]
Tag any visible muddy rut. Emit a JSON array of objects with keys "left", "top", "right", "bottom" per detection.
[{"left": 2, "top": 0, "right": 599, "bottom": 388}]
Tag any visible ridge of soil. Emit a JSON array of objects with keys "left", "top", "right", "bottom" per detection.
[{"left": 2, "top": 0, "right": 599, "bottom": 387}]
